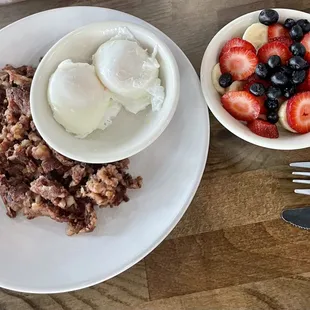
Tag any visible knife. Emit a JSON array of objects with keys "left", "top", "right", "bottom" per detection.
[{"left": 282, "top": 207, "right": 310, "bottom": 230}]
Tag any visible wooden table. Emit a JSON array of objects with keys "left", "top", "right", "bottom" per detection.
[{"left": 1, "top": 1, "right": 310, "bottom": 309}]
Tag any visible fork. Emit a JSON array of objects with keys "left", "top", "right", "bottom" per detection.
[{"left": 290, "top": 162, "right": 310, "bottom": 195}]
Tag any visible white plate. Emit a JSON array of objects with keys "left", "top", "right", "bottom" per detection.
[{"left": 0, "top": 7, "right": 209, "bottom": 293}]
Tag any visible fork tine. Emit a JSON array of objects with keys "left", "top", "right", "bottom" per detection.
[
  {"left": 294, "top": 189, "right": 310, "bottom": 195},
  {"left": 290, "top": 162, "right": 310, "bottom": 169},
  {"left": 292, "top": 172, "right": 310, "bottom": 177},
  {"left": 293, "top": 179, "right": 310, "bottom": 184}
]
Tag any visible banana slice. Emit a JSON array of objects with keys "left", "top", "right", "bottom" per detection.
[
  {"left": 278, "top": 101, "right": 297, "bottom": 133},
  {"left": 226, "top": 81, "right": 245, "bottom": 92},
  {"left": 242, "top": 23, "right": 268, "bottom": 50},
  {"left": 212, "top": 63, "right": 225, "bottom": 95}
]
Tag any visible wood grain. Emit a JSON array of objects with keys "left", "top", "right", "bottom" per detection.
[
  {"left": 145, "top": 219, "right": 310, "bottom": 300},
  {"left": 1, "top": 0, "right": 310, "bottom": 309}
]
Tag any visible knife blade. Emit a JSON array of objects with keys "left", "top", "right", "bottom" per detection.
[{"left": 281, "top": 207, "right": 310, "bottom": 230}]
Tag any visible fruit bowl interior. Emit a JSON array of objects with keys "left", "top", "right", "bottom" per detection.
[{"left": 201, "top": 8, "right": 310, "bottom": 150}]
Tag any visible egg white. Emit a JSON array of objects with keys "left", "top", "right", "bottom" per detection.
[
  {"left": 48, "top": 60, "right": 112, "bottom": 138},
  {"left": 93, "top": 39, "right": 165, "bottom": 113}
]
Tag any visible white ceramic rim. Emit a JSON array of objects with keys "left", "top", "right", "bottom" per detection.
[
  {"left": 31, "top": 21, "right": 180, "bottom": 163},
  {"left": 201, "top": 8, "right": 310, "bottom": 150},
  {"left": 0, "top": 6, "right": 209, "bottom": 294}
]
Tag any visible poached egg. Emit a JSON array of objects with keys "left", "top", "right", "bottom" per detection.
[
  {"left": 93, "top": 39, "right": 165, "bottom": 113},
  {"left": 48, "top": 60, "right": 120, "bottom": 138},
  {"left": 48, "top": 28, "right": 165, "bottom": 138}
]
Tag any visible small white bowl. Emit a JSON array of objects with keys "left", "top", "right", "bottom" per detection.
[
  {"left": 201, "top": 9, "right": 310, "bottom": 150},
  {"left": 31, "top": 21, "right": 180, "bottom": 163}
]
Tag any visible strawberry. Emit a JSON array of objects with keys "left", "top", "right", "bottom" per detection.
[
  {"left": 287, "top": 92, "right": 310, "bottom": 134},
  {"left": 301, "top": 33, "right": 310, "bottom": 52},
  {"left": 257, "top": 41, "right": 291, "bottom": 64},
  {"left": 221, "top": 91, "right": 260, "bottom": 121},
  {"left": 268, "top": 23, "right": 290, "bottom": 40},
  {"left": 297, "top": 70, "right": 310, "bottom": 92},
  {"left": 220, "top": 38, "right": 256, "bottom": 58},
  {"left": 269, "top": 36, "right": 293, "bottom": 48},
  {"left": 304, "top": 51, "right": 310, "bottom": 63},
  {"left": 247, "top": 119, "right": 279, "bottom": 138},
  {"left": 243, "top": 75, "right": 270, "bottom": 91},
  {"left": 257, "top": 96, "right": 268, "bottom": 114},
  {"left": 220, "top": 47, "right": 258, "bottom": 80}
]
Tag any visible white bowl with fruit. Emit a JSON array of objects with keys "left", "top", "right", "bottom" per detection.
[{"left": 201, "top": 8, "right": 310, "bottom": 150}]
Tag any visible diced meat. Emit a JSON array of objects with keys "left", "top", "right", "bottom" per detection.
[
  {"left": 66, "top": 203, "right": 97, "bottom": 236},
  {"left": 32, "top": 143, "right": 51, "bottom": 160},
  {"left": 6, "top": 87, "right": 30, "bottom": 116},
  {"left": 51, "top": 149, "right": 75, "bottom": 167},
  {"left": 0, "top": 174, "right": 32, "bottom": 214},
  {"left": 30, "top": 176, "right": 69, "bottom": 202},
  {"left": 0, "top": 65, "right": 142, "bottom": 235},
  {"left": 64, "top": 164, "right": 86, "bottom": 187}
]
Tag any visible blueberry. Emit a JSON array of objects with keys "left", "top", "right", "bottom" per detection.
[
  {"left": 266, "top": 86, "right": 282, "bottom": 100},
  {"left": 219, "top": 73, "right": 233, "bottom": 88},
  {"left": 249, "top": 83, "right": 265, "bottom": 96},
  {"left": 303, "top": 23, "right": 310, "bottom": 33},
  {"left": 290, "top": 42, "right": 306, "bottom": 57},
  {"left": 267, "top": 55, "right": 281, "bottom": 70},
  {"left": 267, "top": 111, "right": 279, "bottom": 124},
  {"left": 255, "top": 63, "right": 269, "bottom": 79},
  {"left": 259, "top": 9, "right": 279, "bottom": 25},
  {"left": 297, "top": 19, "right": 310, "bottom": 33},
  {"left": 288, "top": 56, "right": 309, "bottom": 70},
  {"left": 271, "top": 72, "right": 289, "bottom": 87},
  {"left": 291, "top": 70, "right": 306, "bottom": 84},
  {"left": 290, "top": 24, "right": 304, "bottom": 41},
  {"left": 283, "top": 84, "right": 296, "bottom": 98},
  {"left": 264, "top": 99, "right": 279, "bottom": 111},
  {"left": 279, "top": 65, "right": 293, "bottom": 76},
  {"left": 284, "top": 18, "right": 296, "bottom": 29}
]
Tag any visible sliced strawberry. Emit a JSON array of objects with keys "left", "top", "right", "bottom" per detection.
[
  {"left": 221, "top": 91, "right": 260, "bottom": 121},
  {"left": 269, "top": 36, "right": 293, "bottom": 48},
  {"left": 220, "top": 47, "right": 258, "bottom": 80},
  {"left": 305, "top": 51, "right": 310, "bottom": 63},
  {"left": 257, "top": 42, "right": 291, "bottom": 64},
  {"left": 243, "top": 76, "right": 270, "bottom": 91},
  {"left": 220, "top": 38, "right": 256, "bottom": 59},
  {"left": 297, "top": 70, "right": 310, "bottom": 92},
  {"left": 287, "top": 92, "right": 310, "bottom": 134},
  {"left": 247, "top": 119, "right": 279, "bottom": 138},
  {"left": 301, "top": 33, "right": 310, "bottom": 52},
  {"left": 258, "top": 96, "right": 268, "bottom": 114},
  {"left": 268, "top": 23, "right": 290, "bottom": 40}
]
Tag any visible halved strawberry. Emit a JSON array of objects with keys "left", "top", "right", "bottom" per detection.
[
  {"left": 287, "top": 92, "right": 310, "bottom": 134},
  {"left": 247, "top": 119, "right": 279, "bottom": 138},
  {"left": 301, "top": 33, "right": 310, "bottom": 52},
  {"left": 243, "top": 75, "right": 270, "bottom": 91},
  {"left": 221, "top": 91, "right": 260, "bottom": 121},
  {"left": 220, "top": 38, "right": 256, "bottom": 59},
  {"left": 268, "top": 23, "right": 290, "bottom": 40},
  {"left": 297, "top": 70, "right": 310, "bottom": 92},
  {"left": 269, "top": 36, "right": 293, "bottom": 48},
  {"left": 220, "top": 47, "right": 258, "bottom": 80},
  {"left": 305, "top": 52, "right": 310, "bottom": 63},
  {"left": 257, "top": 41, "right": 291, "bottom": 64},
  {"left": 258, "top": 96, "right": 268, "bottom": 114}
]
